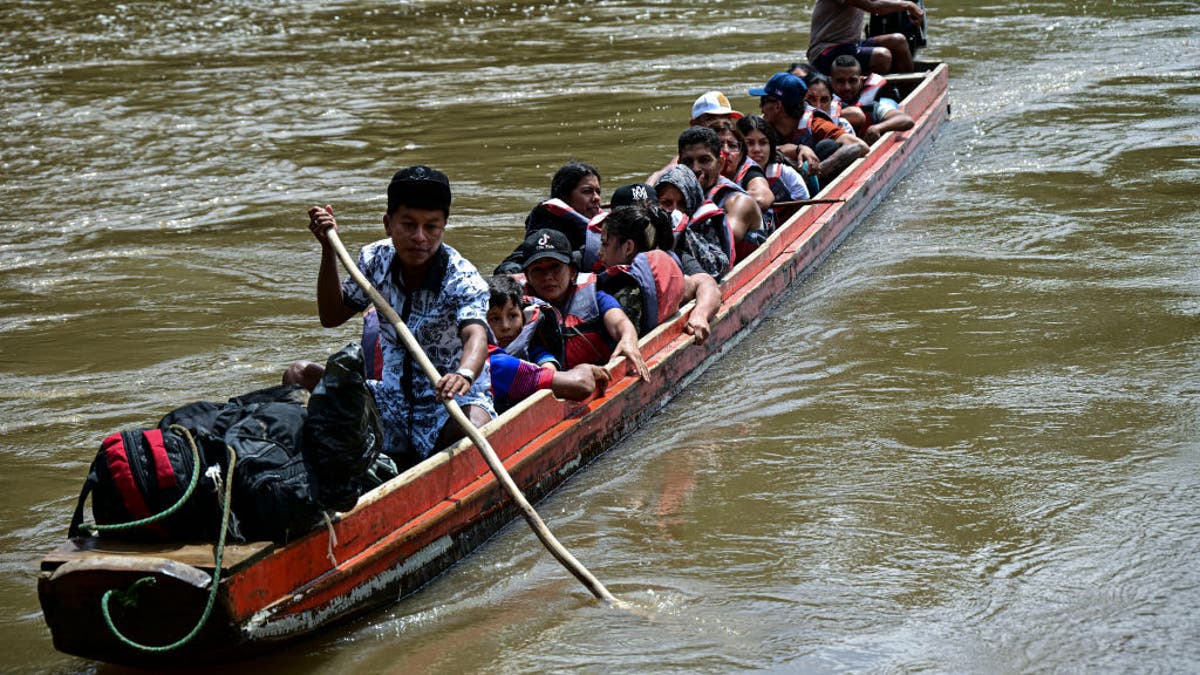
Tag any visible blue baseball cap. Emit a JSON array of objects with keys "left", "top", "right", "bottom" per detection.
[{"left": 749, "top": 72, "right": 807, "bottom": 111}]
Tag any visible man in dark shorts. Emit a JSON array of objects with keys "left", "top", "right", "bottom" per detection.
[{"left": 807, "top": 0, "right": 924, "bottom": 75}]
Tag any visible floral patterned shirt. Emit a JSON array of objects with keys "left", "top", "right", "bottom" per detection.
[{"left": 341, "top": 240, "right": 495, "bottom": 461}]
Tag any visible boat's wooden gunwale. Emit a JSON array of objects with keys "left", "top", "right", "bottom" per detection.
[{"left": 37, "top": 63, "right": 949, "bottom": 666}]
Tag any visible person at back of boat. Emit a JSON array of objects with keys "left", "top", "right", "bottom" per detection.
[
  {"left": 829, "top": 54, "right": 914, "bottom": 144},
  {"left": 646, "top": 91, "right": 745, "bottom": 185},
  {"left": 596, "top": 204, "right": 721, "bottom": 344},
  {"left": 750, "top": 71, "right": 869, "bottom": 186},
  {"left": 494, "top": 161, "right": 604, "bottom": 275},
  {"left": 675, "top": 125, "right": 765, "bottom": 262},
  {"left": 519, "top": 228, "right": 650, "bottom": 380},
  {"left": 736, "top": 115, "right": 811, "bottom": 229},
  {"left": 654, "top": 164, "right": 733, "bottom": 281},
  {"left": 705, "top": 118, "right": 775, "bottom": 217},
  {"left": 306, "top": 166, "right": 495, "bottom": 470},
  {"left": 484, "top": 275, "right": 611, "bottom": 412},
  {"left": 807, "top": 0, "right": 924, "bottom": 75}
]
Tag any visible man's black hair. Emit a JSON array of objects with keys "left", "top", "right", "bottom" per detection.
[
  {"left": 831, "top": 54, "right": 862, "bottom": 72},
  {"left": 677, "top": 125, "right": 721, "bottom": 158}
]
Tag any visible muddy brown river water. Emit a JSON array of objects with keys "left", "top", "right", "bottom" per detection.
[{"left": 2, "top": 0, "right": 1198, "bottom": 671}]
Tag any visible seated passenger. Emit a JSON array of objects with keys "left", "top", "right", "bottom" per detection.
[
  {"left": 520, "top": 229, "right": 650, "bottom": 380},
  {"left": 484, "top": 275, "right": 610, "bottom": 411},
  {"left": 597, "top": 205, "right": 721, "bottom": 344},
  {"left": 676, "top": 125, "right": 764, "bottom": 262},
  {"left": 749, "top": 72, "right": 869, "bottom": 185},
  {"left": 804, "top": 73, "right": 860, "bottom": 135},
  {"left": 736, "top": 115, "right": 811, "bottom": 229},
  {"left": 494, "top": 161, "right": 603, "bottom": 274},
  {"left": 738, "top": 115, "right": 810, "bottom": 202},
  {"left": 654, "top": 164, "right": 734, "bottom": 280},
  {"left": 705, "top": 119, "right": 775, "bottom": 215},
  {"left": 581, "top": 182, "right": 662, "bottom": 272},
  {"left": 829, "top": 54, "right": 914, "bottom": 144},
  {"left": 647, "top": 91, "right": 744, "bottom": 185}
]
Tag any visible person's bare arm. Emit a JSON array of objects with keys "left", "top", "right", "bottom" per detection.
[
  {"left": 682, "top": 273, "right": 721, "bottom": 344},
  {"left": 308, "top": 205, "right": 357, "bottom": 328},
  {"left": 818, "top": 135, "right": 870, "bottom": 180},
  {"left": 847, "top": 0, "right": 924, "bottom": 22},
  {"left": 550, "top": 364, "right": 611, "bottom": 400},
  {"left": 863, "top": 109, "right": 915, "bottom": 144},
  {"left": 745, "top": 175, "right": 775, "bottom": 213},
  {"left": 722, "top": 192, "right": 764, "bottom": 244},
  {"left": 602, "top": 307, "right": 650, "bottom": 380},
  {"left": 780, "top": 144, "right": 822, "bottom": 178}
]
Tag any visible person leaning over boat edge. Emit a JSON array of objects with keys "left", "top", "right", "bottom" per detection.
[
  {"left": 520, "top": 228, "right": 651, "bottom": 380},
  {"left": 306, "top": 165, "right": 495, "bottom": 470},
  {"left": 596, "top": 204, "right": 721, "bottom": 344}
]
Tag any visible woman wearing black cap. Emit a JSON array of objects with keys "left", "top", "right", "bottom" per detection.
[{"left": 519, "top": 229, "right": 649, "bottom": 381}]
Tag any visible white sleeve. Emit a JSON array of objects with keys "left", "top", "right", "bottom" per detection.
[{"left": 780, "top": 165, "right": 811, "bottom": 200}]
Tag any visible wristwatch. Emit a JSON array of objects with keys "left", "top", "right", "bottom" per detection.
[{"left": 455, "top": 367, "right": 476, "bottom": 384}]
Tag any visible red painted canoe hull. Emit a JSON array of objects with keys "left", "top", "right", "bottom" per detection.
[{"left": 39, "top": 64, "right": 949, "bottom": 666}]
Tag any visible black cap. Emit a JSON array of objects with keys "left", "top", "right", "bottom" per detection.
[
  {"left": 387, "top": 165, "right": 451, "bottom": 215},
  {"left": 521, "top": 229, "right": 574, "bottom": 269},
  {"left": 610, "top": 183, "right": 658, "bottom": 208}
]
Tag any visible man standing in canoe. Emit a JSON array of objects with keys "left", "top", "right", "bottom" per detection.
[{"left": 307, "top": 166, "right": 495, "bottom": 469}]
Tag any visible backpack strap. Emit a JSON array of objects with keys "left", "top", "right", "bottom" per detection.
[{"left": 67, "top": 465, "right": 98, "bottom": 538}]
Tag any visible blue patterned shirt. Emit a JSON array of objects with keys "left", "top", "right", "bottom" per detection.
[{"left": 341, "top": 240, "right": 495, "bottom": 460}]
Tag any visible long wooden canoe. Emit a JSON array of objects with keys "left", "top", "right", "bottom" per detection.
[{"left": 38, "top": 63, "right": 949, "bottom": 666}]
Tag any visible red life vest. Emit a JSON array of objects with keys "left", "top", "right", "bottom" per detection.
[
  {"left": 706, "top": 175, "right": 746, "bottom": 211},
  {"left": 525, "top": 198, "right": 593, "bottom": 249},
  {"left": 847, "top": 73, "right": 889, "bottom": 135},
  {"left": 524, "top": 274, "right": 614, "bottom": 368},
  {"left": 579, "top": 215, "right": 605, "bottom": 273},
  {"left": 598, "top": 250, "right": 686, "bottom": 335},
  {"left": 854, "top": 73, "right": 887, "bottom": 108},
  {"left": 732, "top": 156, "right": 763, "bottom": 190},
  {"left": 763, "top": 163, "right": 791, "bottom": 202}
]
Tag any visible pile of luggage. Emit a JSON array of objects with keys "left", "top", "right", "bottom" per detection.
[{"left": 68, "top": 343, "right": 396, "bottom": 544}]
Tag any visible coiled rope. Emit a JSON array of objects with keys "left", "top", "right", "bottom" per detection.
[{"left": 89, "top": 428, "right": 238, "bottom": 653}]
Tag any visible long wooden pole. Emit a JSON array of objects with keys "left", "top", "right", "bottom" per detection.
[{"left": 325, "top": 229, "right": 622, "bottom": 607}]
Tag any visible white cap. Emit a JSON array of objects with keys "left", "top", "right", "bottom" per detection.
[{"left": 690, "top": 91, "right": 744, "bottom": 124}]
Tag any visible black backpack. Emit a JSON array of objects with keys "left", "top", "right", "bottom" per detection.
[{"left": 223, "top": 401, "right": 321, "bottom": 543}]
